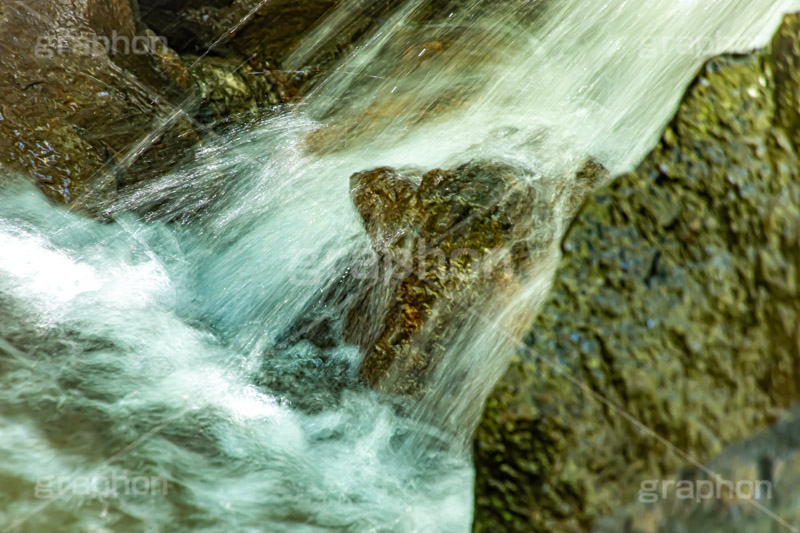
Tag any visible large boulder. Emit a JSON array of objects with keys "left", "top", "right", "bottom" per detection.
[
  {"left": 595, "top": 404, "right": 800, "bottom": 532},
  {"left": 474, "top": 13, "right": 800, "bottom": 532}
]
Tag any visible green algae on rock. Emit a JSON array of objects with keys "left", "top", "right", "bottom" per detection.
[{"left": 474, "top": 12, "right": 800, "bottom": 533}]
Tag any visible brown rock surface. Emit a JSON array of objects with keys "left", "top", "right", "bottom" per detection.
[
  {"left": 138, "top": 0, "right": 345, "bottom": 97},
  {"left": 0, "top": 0, "right": 298, "bottom": 207},
  {"left": 349, "top": 159, "right": 606, "bottom": 397},
  {"left": 0, "top": 0, "right": 202, "bottom": 205}
]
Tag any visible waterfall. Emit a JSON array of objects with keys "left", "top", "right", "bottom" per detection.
[{"left": 0, "top": 1, "right": 797, "bottom": 531}]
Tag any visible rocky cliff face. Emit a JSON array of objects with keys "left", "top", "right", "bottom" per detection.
[
  {"left": 474, "top": 13, "right": 800, "bottom": 533},
  {"left": 595, "top": 403, "right": 800, "bottom": 532}
]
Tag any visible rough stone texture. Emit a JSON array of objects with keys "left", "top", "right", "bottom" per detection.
[
  {"left": 227, "top": 0, "right": 341, "bottom": 64},
  {"left": 223, "top": 0, "right": 542, "bottom": 99},
  {"left": 594, "top": 405, "right": 800, "bottom": 532},
  {"left": 136, "top": 0, "right": 243, "bottom": 55},
  {"left": 0, "top": 0, "right": 294, "bottom": 207},
  {"left": 136, "top": 1, "right": 292, "bottom": 107},
  {"left": 349, "top": 159, "right": 606, "bottom": 397},
  {"left": 138, "top": 0, "right": 342, "bottom": 97},
  {"left": 142, "top": 0, "right": 550, "bottom": 117},
  {"left": 138, "top": 0, "right": 337, "bottom": 61},
  {"left": 0, "top": 0, "right": 202, "bottom": 205},
  {"left": 183, "top": 53, "right": 282, "bottom": 124},
  {"left": 474, "top": 13, "right": 800, "bottom": 533}
]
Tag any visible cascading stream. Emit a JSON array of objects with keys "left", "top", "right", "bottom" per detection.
[{"left": 0, "top": 1, "right": 797, "bottom": 531}]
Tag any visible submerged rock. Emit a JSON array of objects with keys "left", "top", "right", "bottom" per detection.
[
  {"left": 348, "top": 159, "right": 606, "bottom": 397},
  {"left": 474, "top": 13, "right": 800, "bottom": 532}
]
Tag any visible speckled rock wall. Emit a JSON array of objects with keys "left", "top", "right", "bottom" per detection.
[{"left": 474, "top": 13, "right": 800, "bottom": 533}]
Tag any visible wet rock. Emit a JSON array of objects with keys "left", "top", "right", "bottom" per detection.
[
  {"left": 136, "top": 1, "right": 292, "bottom": 106},
  {"left": 349, "top": 159, "right": 606, "bottom": 397},
  {"left": 138, "top": 0, "right": 340, "bottom": 97},
  {"left": 474, "top": 13, "right": 800, "bottom": 533},
  {"left": 297, "top": 0, "right": 555, "bottom": 157},
  {"left": 0, "top": 0, "right": 201, "bottom": 205},
  {"left": 137, "top": 0, "right": 243, "bottom": 55},
  {"left": 183, "top": 53, "right": 282, "bottom": 124},
  {"left": 228, "top": 0, "right": 341, "bottom": 63},
  {"left": 139, "top": 0, "right": 336, "bottom": 60},
  {"left": 0, "top": 0, "right": 298, "bottom": 207}
]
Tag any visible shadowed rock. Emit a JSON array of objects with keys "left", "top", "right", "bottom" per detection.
[
  {"left": 0, "top": 0, "right": 201, "bottom": 205},
  {"left": 0, "top": 0, "right": 291, "bottom": 208}
]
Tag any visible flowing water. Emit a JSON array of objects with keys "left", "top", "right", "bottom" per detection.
[{"left": 0, "top": 1, "right": 797, "bottom": 531}]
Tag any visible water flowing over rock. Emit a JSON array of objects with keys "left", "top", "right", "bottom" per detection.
[
  {"left": 0, "top": 0, "right": 288, "bottom": 207},
  {"left": 349, "top": 159, "right": 607, "bottom": 398},
  {"left": 138, "top": 0, "right": 403, "bottom": 97},
  {"left": 0, "top": 0, "right": 200, "bottom": 204},
  {"left": 3, "top": 1, "right": 800, "bottom": 532},
  {"left": 474, "top": 12, "right": 800, "bottom": 533}
]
